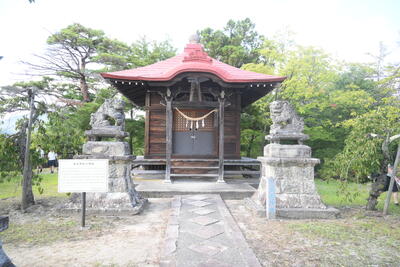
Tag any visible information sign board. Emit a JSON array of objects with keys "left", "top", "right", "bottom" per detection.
[{"left": 58, "top": 159, "right": 109, "bottom": 193}]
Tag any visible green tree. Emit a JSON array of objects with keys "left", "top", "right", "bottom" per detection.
[
  {"left": 198, "top": 18, "right": 263, "bottom": 67},
  {"left": 324, "top": 104, "right": 400, "bottom": 183},
  {"left": 0, "top": 79, "right": 51, "bottom": 208},
  {"left": 0, "top": 133, "right": 20, "bottom": 183},
  {"left": 24, "top": 23, "right": 130, "bottom": 102},
  {"left": 127, "top": 37, "right": 177, "bottom": 68},
  {"left": 33, "top": 87, "right": 116, "bottom": 158}
]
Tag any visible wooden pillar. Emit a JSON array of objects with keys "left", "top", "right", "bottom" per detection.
[
  {"left": 217, "top": 91, "right": 225, "bottom": 183},
  {"left": 165, "top": 90, "right": 173, "bottom": 183}
]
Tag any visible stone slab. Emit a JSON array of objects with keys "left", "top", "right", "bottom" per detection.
[
  {"left": 258, "top": 157, "right": 320, "bottom": 167},
  {"left": 82, "top": 141, "right": 130, "bottom": 156},
  {"left": 266, "top": 133, "right": 309, "bottom": 142},
  {"left": 74, "top": 154, "right": 135, "bottom": 161},
  {"left": 277, "top": 207, "right": 340, "bottom": 219},
  {"left": 245, "top": 198, "right": 340, "bottom": 219},
  {"left": 264, "top": 143, "right": 311, "bottom": 158},
  {"left": 85, "top": 127, "right": 128, "bottom": 138},
  {"left": 60, "top": 193, "right": 147, "bottom": 216},
  {"left": 190, "top": 216, "right": 219, "bottom": 226},
  {"left": 161, "top": 195, "right": 261, "bottom": 267},
  {"left": 190, "top": 208, "right": 216, "bottom": 215},
  {"left": 188, "top": 240, "right": 228, "bottom": 256}
]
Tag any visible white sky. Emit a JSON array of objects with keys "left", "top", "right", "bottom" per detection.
[{"left": 0, "top": 0, "right": 399, "bottom": 86}]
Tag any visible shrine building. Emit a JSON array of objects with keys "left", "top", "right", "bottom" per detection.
[{"left": 101, "top": 38, "right": 285, "bottom": 183}]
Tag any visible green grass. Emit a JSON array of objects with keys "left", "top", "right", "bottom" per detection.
[
  {"left": 287, "top": 218, "right": 400, "bottom": 265},
  {"left": 0, "top": 219, "right": 78, "bottom": 245},
  {"left": 0, "top": 216, "right": 116, "bottom": 246},
  {"left": 0, "top": 172, "right": 66, "bottom": 199},
  {"left": 315, "top": 179, "right": 400, "bottom": 215}
]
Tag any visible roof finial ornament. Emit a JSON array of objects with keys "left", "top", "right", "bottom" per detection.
[{"left": 189, "top": 33, "right": 200, "bottom": 44}]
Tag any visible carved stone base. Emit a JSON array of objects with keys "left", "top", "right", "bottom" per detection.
[
  {"left": 63, "top": 192, "right": 148, "bottom": 215},
  {"left": 258, "top": 155, "right": 326, "bottom": 210},
  {"left": 67, "top": 142, "right": 146, "bottom": 215},
  {"left": 264, "top": 144, "right": 311, "bottom": 158},
  {"left": 266, "top": 133, "right": 309, "bottom": 144},
  {"left": 277, "top": 207, "right": 340, "bottom": 219},
  {"left": 248, "top": 145, "right": 340, "bottom": 219},
  {"left": 85, "top": 127, "right": 128, "bottom": 141},
  {"left": 82, "top": 141, "right": 130, "bottom": 156}
]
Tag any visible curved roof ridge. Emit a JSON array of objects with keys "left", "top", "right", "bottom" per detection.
[{"left": 101, "top": 43, "right": 286, "bottom": 83}]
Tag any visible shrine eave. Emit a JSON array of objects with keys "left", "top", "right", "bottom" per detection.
[
  {"left": 100, "top": 43, "right": 286, "bottom": 84},
  {"left": 101, "top": 68, "right": 286, "bottom": 84}
]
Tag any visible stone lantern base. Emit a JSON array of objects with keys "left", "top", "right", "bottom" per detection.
[
  {"left": 247, "top": 144, "right": 339, "bottom": 219},
  {"left": 61, "top": 132, "right": 147, "bottom": 215}
]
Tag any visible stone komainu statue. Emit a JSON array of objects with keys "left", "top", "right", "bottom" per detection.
[
  {"left": 90, "top": 98, "right": 125, "bottom": 130},
  {"left": 269, "top": 100, "right": 304, "bottom": 135}
]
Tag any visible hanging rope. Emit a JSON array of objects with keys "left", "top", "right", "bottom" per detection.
[
  {"left": 175, "top": 108, "right": 218, "bottom": 130},
  {"left": 175, "top": 108, "right": 217, "bottom": 121}
]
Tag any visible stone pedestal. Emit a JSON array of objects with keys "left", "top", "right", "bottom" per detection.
[
  {"left": 248, "top": 144, "right": 339, "bottom": 219},
  {"left": 64, "top": 127, "right": 147, "bottom": 215},
  {"left": 247, "top": 100, "right": 339, "bottom": 219}
]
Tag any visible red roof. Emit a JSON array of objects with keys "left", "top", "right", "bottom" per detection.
[{"left": 101, "top": 43, "right": 285, "bottom": 83}]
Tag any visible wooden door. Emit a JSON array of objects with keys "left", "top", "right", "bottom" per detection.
[{"left": 172, "top": 109, "right": 216, "bottom": 156}]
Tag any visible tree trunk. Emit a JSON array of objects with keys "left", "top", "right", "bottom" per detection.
[
  {"left": 366, "top": 173, "right": 387, "bottom": 210},
  {"left": 21, "top": 90, "right": 36, "bottom": 210},
  {"left": 80, "top": 77, "right": 90, "bottom": 102},
  {"left": 366, "top": 133, "right": 398, "bottom": 211},
  {"left": 246, "top": 134, "right": 256, "bottom": 158}
]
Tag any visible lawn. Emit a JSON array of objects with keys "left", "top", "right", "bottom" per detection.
[
  {"left": 315, "top": 179, "right": 400, "bottom": 215},
  {"left": 0, "top": 172, "right": 67, "bottom": 199}
]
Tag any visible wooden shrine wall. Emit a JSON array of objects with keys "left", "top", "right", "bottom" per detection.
[
  {"left": 224, "top": 93, "right": 241, "bottom": 159},
  {"left": 145, "top": 93, "right": 166, "bottom": 158},
  {"left": 144, "top": 92, "right": 241, "bottom": 159}
]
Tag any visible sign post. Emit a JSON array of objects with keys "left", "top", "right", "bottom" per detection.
[
  {"left": 81, "top": 192, "right": 86, "bottom": 227},
  {"left": 266, "top": 177, "right": 276, "bottom": 219},
  {"left": 58, "top": 159, "right": 109, "bottom": 227}
]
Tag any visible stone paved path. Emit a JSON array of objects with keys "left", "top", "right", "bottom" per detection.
[{"left": 160, "top": 194, "right": 261, "bottom": 267}]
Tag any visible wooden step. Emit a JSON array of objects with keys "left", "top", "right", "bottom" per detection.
[
  {"left": 171, "top": 169, "right": 218, "bottom": 175},
  {"left": 223, "top": 162, "right": 260, "bottom": 166},
  {"left": 224, "top": 171, "right": 260, "bottom": 175},
  {"left": 171, "top": 166, "right": 219, "bottom": 169},
  {"left": 171, "top": 159, "right": 218, "bottom": 162},
  {"left": 132, "top": 170, "right": 166, "bottom": 175},
  {"left": 172, "top": 161, "right": 218, "bottom": 168},
  {"left": 170, "top": 174, "right": 219, "bottom": 177}
]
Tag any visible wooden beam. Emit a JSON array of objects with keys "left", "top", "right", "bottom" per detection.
[
  {"left": 165, "top": 94, "right": 173, "bottom": 183},
  {"left": 172, "top": 101, "right": 219, "bottom": 108},
  {"left": 217, "top": 92, "right": 225, "bottom": 183},
  {"left": 144, "top": 92, "right": 150, "bottom": 157}
]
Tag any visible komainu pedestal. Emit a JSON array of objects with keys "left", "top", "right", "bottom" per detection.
[
  {"left": 248, "top": 101, "right": 339, "bottom": 219},
  {"left": 65, "top": 98, "right": 147, "bottom": 215}
]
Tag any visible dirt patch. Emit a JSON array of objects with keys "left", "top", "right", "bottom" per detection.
[
  {"left": 225, "top": 200, "right": 400, "bottom": 266},
  {"left": 0, "top": 197, "right": 171, "bottom": 267}
]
